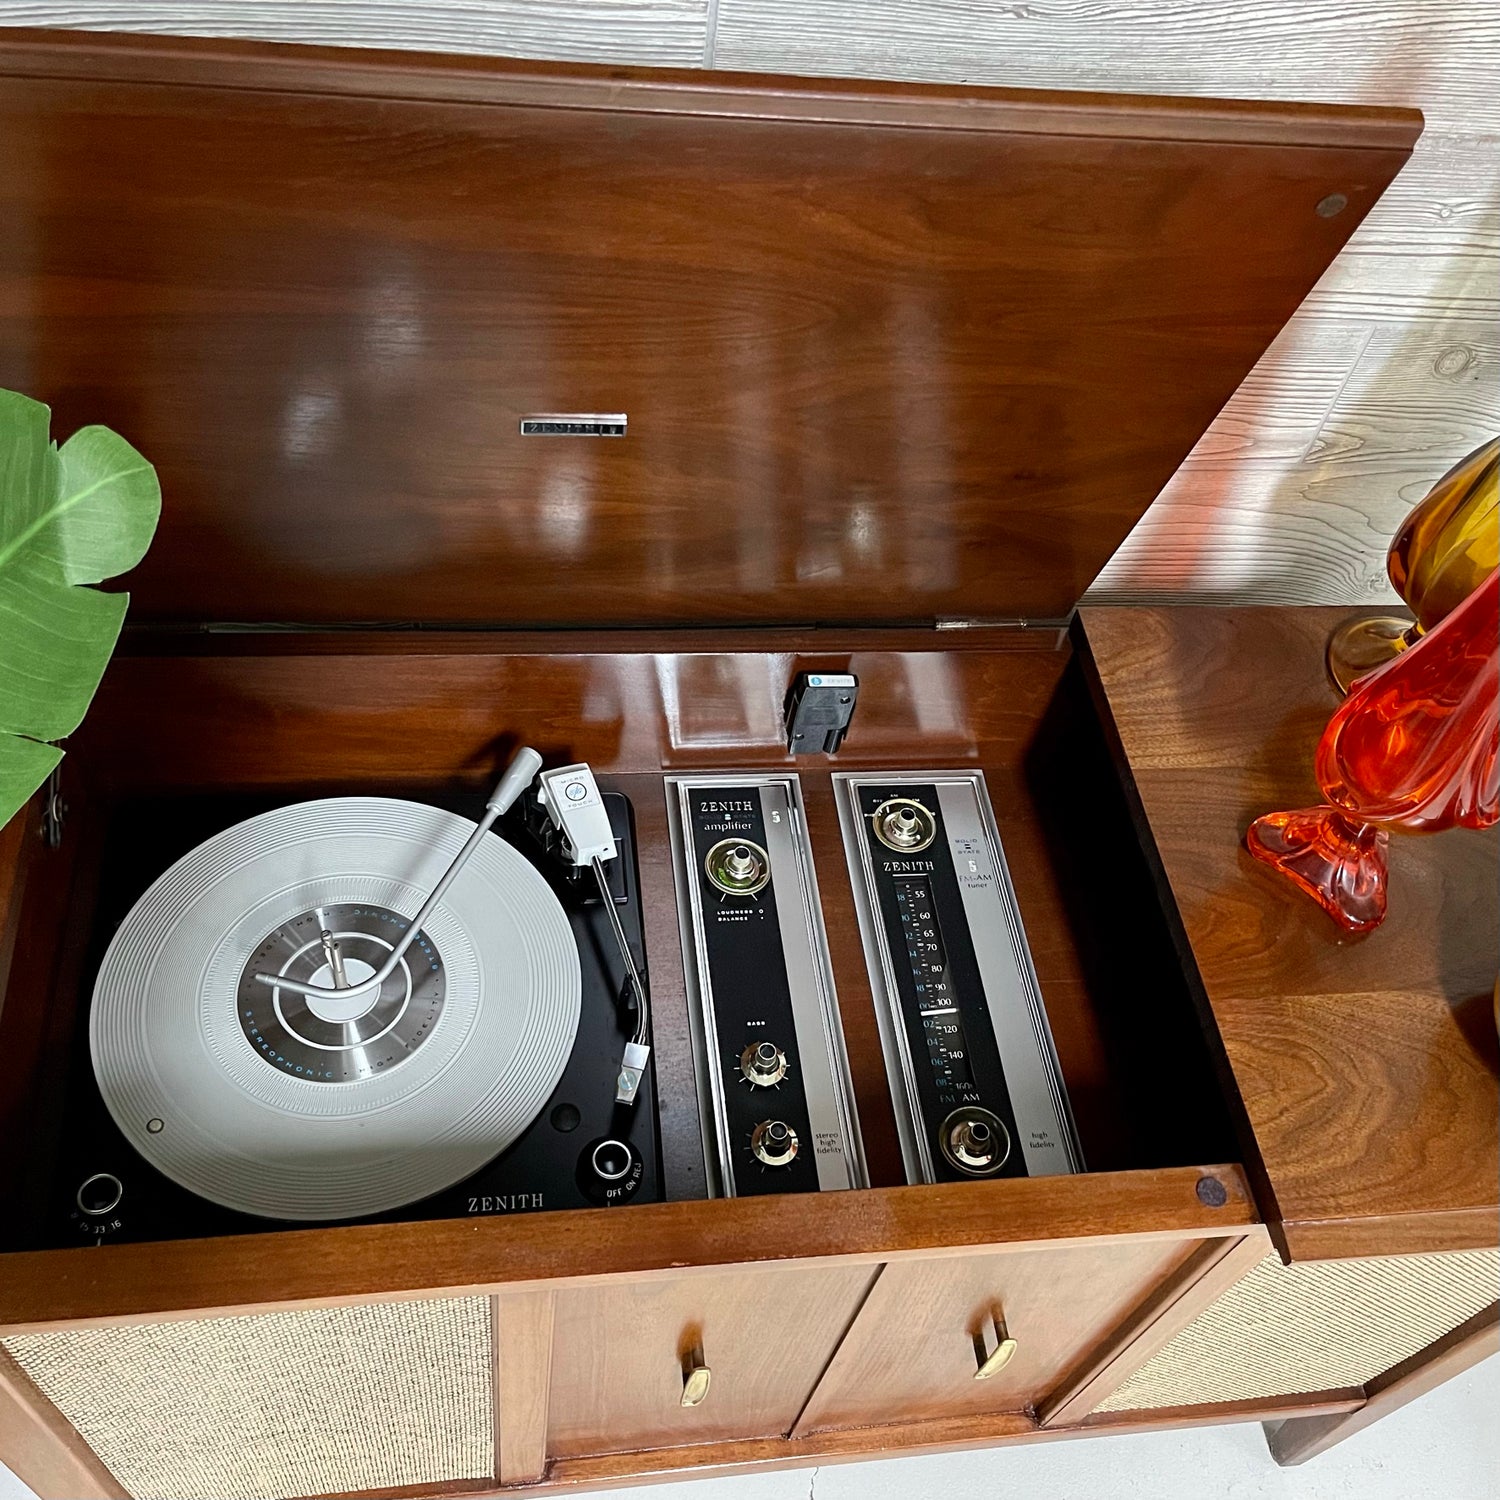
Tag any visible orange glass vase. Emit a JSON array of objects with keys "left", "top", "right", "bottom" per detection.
[
  {"left": 1247, "top": 567, "right": 1499, "bottom": 931},
  {"left": 1326, "top": 436, "right": 1498, "bottom": 692}
]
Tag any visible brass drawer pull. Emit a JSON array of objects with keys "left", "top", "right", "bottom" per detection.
[
  {"left": 681, "top": 1350, "right": 712, "bottom": 1407},
  {"left": 973, "top": 1308, "right": 1017, "bottom": 1381}
]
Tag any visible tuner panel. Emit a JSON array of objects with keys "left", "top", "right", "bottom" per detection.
[
  {"left": 834, "top": 771, "right": 1082, "bottom": 1184},
  {"left": 666, "top": 775, "right": 866, "bottom": 1198}
]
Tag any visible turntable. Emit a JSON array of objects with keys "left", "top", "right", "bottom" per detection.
[{"left": 37, "top": 751, "right": 662, "bottom": 1246}]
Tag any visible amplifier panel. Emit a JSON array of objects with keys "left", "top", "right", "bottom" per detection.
[{"left": 667, "top": 775, "right": 865, "bottom": 1197}]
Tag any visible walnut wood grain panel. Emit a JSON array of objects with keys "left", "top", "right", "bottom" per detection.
[
  {"left": 0, "top": 28, "right": 1421, "bottom": 146},
  {"left": 1078, "top": 605, "right": 1500, "bottom": 1260},
  {"left": 307, "top": 1389, "right": 1371, "bottom": 1498},
  {"left": 1278, "top": 1209, "right": 1500, "bottom": 1263},
  {"left": 1038, "top": 1228, "right": 1273, "bottom": 1427},
  {"left": 11, "top": 5, "right": 1483, "bottom": 621},
  {"left": 793, "top": 1236, "right": 1203, "bottom": 1433},
  {"left": 0, "top": 31, "right": 1413, "bottom": 631},
  {"left": 1195, "top": 981, "right": 1494, "bottom": 1252},
  {"left": 0, "top": 1347, "right": 126, "bottom": 1500},
  {"left": 74, "top": 643, "right": 1067, "bottom": 791},
  {"left": 547, "top": 1261, "right": 876, "bottom": 1455},
  {"left": 1125, "top": 772, "right": 1496, "bottom": 1006},
  {"left": 0, "top": 1167, "right": 1254, "bottom": 1334},
  {"left": 539, "top": 1390, "right": 1370, "bottom": 1492},
  {"left": 492, "top": 1291, "right": 554, "bottom": 1488}
]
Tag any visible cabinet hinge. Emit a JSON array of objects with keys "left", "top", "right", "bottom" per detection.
[
  {"left": 41, "top": 766, "right": 67, "bottom": 848},
  {"left": 934, "top": 617, "right": 1032, "bottom": 631}
]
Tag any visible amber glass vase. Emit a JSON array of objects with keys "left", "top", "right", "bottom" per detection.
[
  {"left": 1248, "top": 567, "right": 1499, "bottom": 932},
  {"left": 1327, "top": 437, "right": 1498, "bottom": 692}
]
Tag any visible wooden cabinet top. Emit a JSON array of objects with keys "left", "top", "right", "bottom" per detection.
[{"left": 1078, "top": 605, "right": 1499, "bottom": 1262}]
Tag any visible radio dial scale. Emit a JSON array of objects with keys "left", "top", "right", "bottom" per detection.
[{"left": 834, "top": 771, "right": 1081, "bottom": 1185}]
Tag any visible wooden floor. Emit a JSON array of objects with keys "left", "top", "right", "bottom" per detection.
[{"left": 1, "top": 1, "right": 1496, "bottom": 605}]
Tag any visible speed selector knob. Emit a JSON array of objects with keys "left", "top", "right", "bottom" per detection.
[
  {"left": 76, "top": 1172, "right": 123, "bottom": 1216},
  {"left": 750, "top": 1119, "right": 799, "bottom": 1167},
  {"left": 740, "top": 1041, "right": 789, "bottom": 1088}
]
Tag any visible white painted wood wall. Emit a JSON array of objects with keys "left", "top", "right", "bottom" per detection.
[{"left": 2, "top": 2, "right": 1496, "bottom": 606}]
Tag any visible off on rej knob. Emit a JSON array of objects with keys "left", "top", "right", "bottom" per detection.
[
  {"left": 750, "top": 1119, "right": 799, "bottom": 1167},
  {"left": 740, "top": 1041, "right": 789, "bottom": 1088},
  {"left": 589, "top": 1138, "right": 635, "bottom": 1184}
]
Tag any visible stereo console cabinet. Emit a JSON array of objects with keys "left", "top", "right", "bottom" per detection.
[{"left": 0, "top": 28, "right": 1493, "bottom": 1500}]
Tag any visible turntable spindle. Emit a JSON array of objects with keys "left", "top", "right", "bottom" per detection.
[{"left": 319, "top": 929, "right": 350, "bottom": 990}]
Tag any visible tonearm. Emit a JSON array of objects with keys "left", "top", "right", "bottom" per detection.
[{"left": 251, "top": 745, "right": 651, "bottom": 1103}]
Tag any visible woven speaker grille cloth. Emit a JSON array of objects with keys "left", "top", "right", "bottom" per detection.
[
  {"left": 1095, "top": 1247, "right": 1499, "bottom": 1412},
  {"left": 2, "top": 1297, "right": 492, "bottom": 1500}
]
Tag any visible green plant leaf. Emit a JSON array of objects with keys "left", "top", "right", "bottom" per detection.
[
  {"left": 0, "top": 735, "right": 63, "bottom": 829},
  {"left": 0, "top": 555, "right": 130, "bottom": 739},
  {"left": 0, "top": 389, "right": 160, "bottom": 831}
]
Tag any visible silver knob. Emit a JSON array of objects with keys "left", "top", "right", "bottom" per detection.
[
  {"left": 704, "top": 839, "right": 771, "bottom": 896},
  {"left": 589, "top": 1139, "right": 634, "bottom": 1183},
  {"left": 76, "top": 1172, "right": 124, "bottom": 1217},
  {"left": 750, "top": 1119, "right": 799, "bottom": 1167},
  {"left": 939, "top": 1107, "right": 1010, "bottom": 1175},
  {"left": 740, "top": 1041, "right": 789, "bottom": 1088},
  {"left": 871, "top": 797, "right": 937, "bottom": 853}
]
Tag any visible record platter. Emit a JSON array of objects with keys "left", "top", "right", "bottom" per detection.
[{"left": 28, "top": 750, "right": 662, "bottom": 1246}]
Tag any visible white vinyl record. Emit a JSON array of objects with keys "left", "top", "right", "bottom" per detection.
[{"left": 90, "top": 798, "right": 581, "bottom": 1220}]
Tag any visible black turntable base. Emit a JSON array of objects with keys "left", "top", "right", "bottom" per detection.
[{"left": 13, "top": 785, "right": 661, "bottom": 1251}]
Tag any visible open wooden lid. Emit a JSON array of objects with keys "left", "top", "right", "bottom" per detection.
[{"left": 0, "top": 31, "right": 1418, "bottom": 631}]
